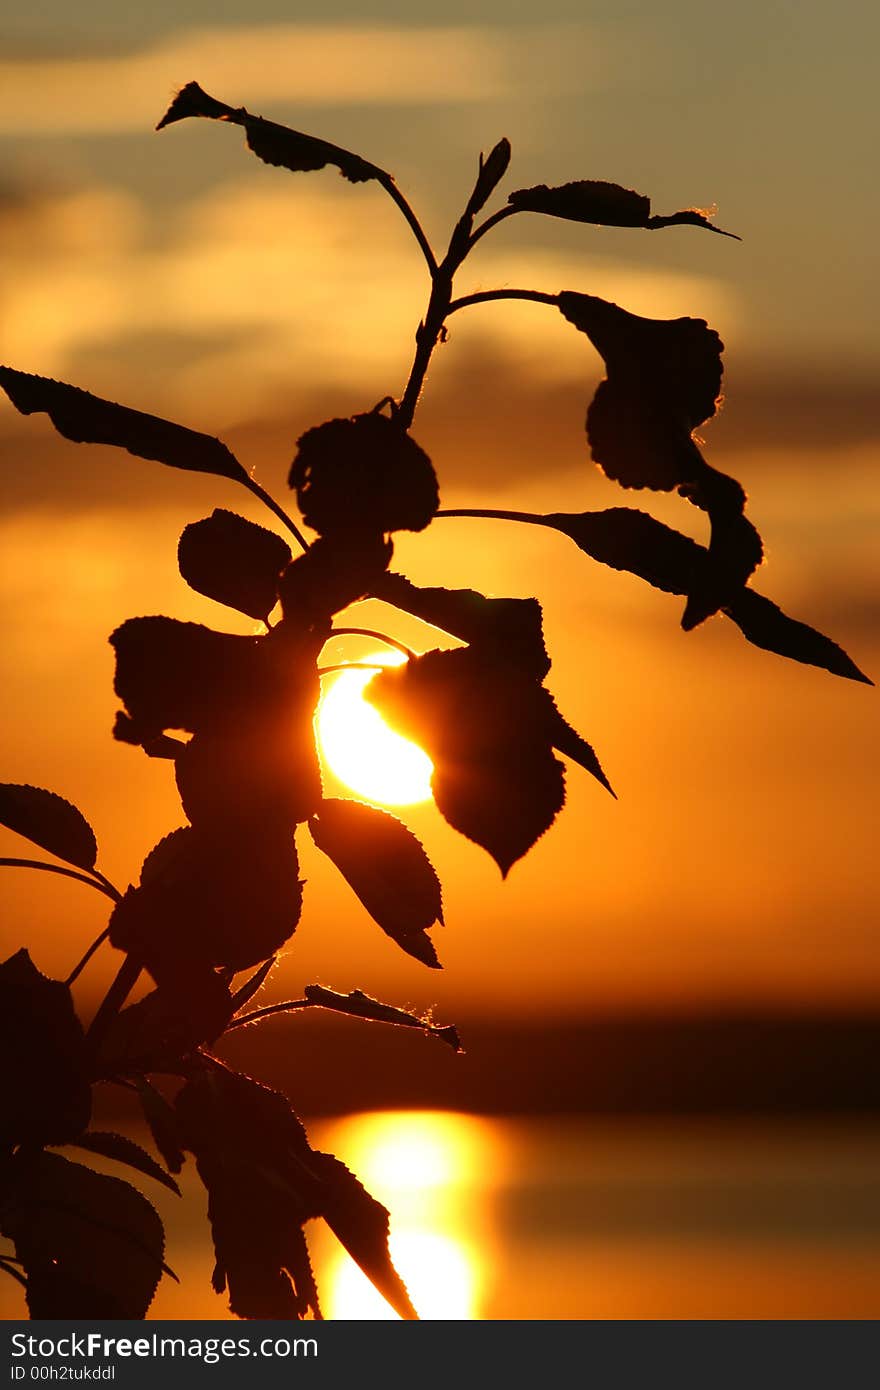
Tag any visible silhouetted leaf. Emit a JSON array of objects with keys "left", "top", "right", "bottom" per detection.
[
  {"left": 0, "top": 950, "right": 91, "bottom": 1149},
  {"left": 682, "top": 509, "right": 764, "bottom": 630},
  {"left": 0, "top": 783, "right": 98, "bottom": 870},
  {"left": 508, "top": 180, "right": 739, "bottom": 237},
  {"left": 110, "top": 822, "right": 303, "bottom": 974},
  {"left": 308, "top": 799, "right": 443, "bottom": 968},
  {"left": 230, "top": 956, "right": 277, "bottom": 1015},
  {"left": 1, "top": 1152, "right": 165, "bottom": 1319},
  {"left": 176, "top": 1068, "right": 416, "bottom": 1319},
  {"left": 0, "top": 367, "right": 247, "bottom": 482},
  {"left": 543, "top": 508, "right": 704, "bottom": 594},
  {"left": 726, "top": 590, "right": 873, "bottom": 684},
  {"left": 157, "top": 82, "right": 381, "bottom": 184},
  {"left": 68, "top": 1132, "right": 181, "bottom": 1196},
  {"left": 367, "top": 648, "right": 573, "bottom": 875},
  {"left": 135, "top": 1079, "right": 186, "bottom": 1174},
  {"left": 175, "top": 1070, "right": 321, "bottom": 1319},
  {"left": 558, "top": 293, "right": 724, "bottom": 491},
  {"left": 372, "top": 572, "right": 551, "bottom": 678},
  {"left": 537, "top": 508, "right": 870, "bottom": 682},
  {"left": 290, "top": 414, "right": 439, "bottom": 536},
  {"left": 307, "top": 1152, "right": 417, "bottom": 1320},
  {"left": 99, "top": 977, "right": 233, "bottom": 1073},
  {"left": 178, "top": 510, "right": 292, "bottom": 621},
  {"left": 110, "top": 618, "right": 260, "bottom": 742},
  {"left": 545, "top": 702, "right": 615, "bottom": 796},
  {"left": 302, "top": 984, "right": 461, "bottom": 1050},
  {"left": 279, "top": 531, "right": 393, "bottom": 626},
  {"left": 466, "top": 137, "right": 512, "bottom": 217}
]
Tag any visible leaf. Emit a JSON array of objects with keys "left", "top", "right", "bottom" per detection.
[
  {"left": 0, "top": 950, "right": 91, "bottom": 1149},
  {"left": 176, "top": 1068, "right": 416, "bottom": 1319},
  {"left": 557, "top": 294, "right": 763, "bottom": 623},
  {"left": 0, "top": 783, "right": 98, "bottom": 870},
  {"left": 99, "top": 977, "right": 233, "bottom": 1073},
  {"left": 230, "top": 956, "right": 278, "bottom": 1015},
  {"left": 466, "top": 137, "right": 512, "bottom": 218},
  {"left": 178, "top": 510, "right": 292, "bottom": 621},
  {"left": 308, "top": 1152, "right": 418, "bottom": 1320},
  {"left": 302, "top": 984, "right": 461, "bottom": 1051},
  {"left": 135, "top": 1079, "right": 186, "bottom": 1175},
  {"left": 510, "top": 179, "right": 650, "bottom": 226},
  {"left": 278, "top": 531, "right": 393, "bottom": 626},
  {"left": 308, "top": 799, "right": 443, "bottom": 968},
  {"left": 67, "top": 1132, "right": 181, "bottom": 1196},
  {"left": 0, "top": 366, "right": 247, "bottom": 482},
  {"left": 289, "top": 414, "right": 439, "bottom": 536},
  {"left": 558, "top": 292, "right": 724, "bottom": 491},
  {"left": 157, "top": 82, "right": 381, "bottom": 185},
  {"left": 372, "top": 571, "right": 551, "bottom": 678},
  {"left": 726, "top": 589, "right": 873, "bottom": 684},
  {"left": 366, "top": 648, "right": 575, "bottom": 875},
  {"left": 507, "top": 179, "right": 739, "bottom": 237},
  {"left": 537, "top": 508, "right": 871, "bottom": 683},
  {"left": 109, "top": 822, "right": 303, "bottom": 974},
  {"left": 1, "top": 1152, "right": 165, "bottom": 1319}
]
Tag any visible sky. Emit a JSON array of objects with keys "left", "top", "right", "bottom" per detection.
[{"left": 1, "top": 0, "right": 878, "bottom": 1021}]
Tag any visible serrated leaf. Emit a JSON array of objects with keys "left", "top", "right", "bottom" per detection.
[
  {"left": 178, "top": 510, "right": 292, "bottom": 621},
  {"left": 110, "top": 822, "right": 303, "bottom": 974},
  {"left": 0, "top": 367, "right": 247, "bottom": 482},
  {"left": 367, "top": 648, "right": 578, "bottom": 875},
  {"left": 726, "top": 589, "right": 872, "bottom": 684},
  {"left": 157, "top": 81, "right": 381, "bottom": 185},
  {"left": 466, "top": 137, "right": 512, "bottom": 218},
  {"left": 1, "top": 1152, "right": 165, "bottom": 1319},
  {"left": 510, "top": 179, "right": 650, "bottom": 226},
  {"left": 537, "top": 508, "right": 870, "bottom": 683},
  {"left": 372, "top": 571, "right": 551, "bottom": 678},
  {"left": 309, "top": 1152, "right": 418, "bottom": 1320},
  {"left": 67, "top": 1132, "right": 181, "bottom": 1196},
  {"left": 136, "top": 1079, "right": 186, "bottom": 1175},
  {"left": 0, "top": 950, "right": 91, "bottom": 1150},
  {"left": 0, "top": 783, "right": 98, "bottom": 870},
  {"left": 302, "top": 984, "right": 461, "bottom": 1050},
  {"left": 558, "top": 293, "right": 724, "bottom": 491},
  {"left": 508, "top": 179, "right": 739, "bottom": 237},
  {"left": 309, "top": 798, "right": 443, "bottom": 967}
]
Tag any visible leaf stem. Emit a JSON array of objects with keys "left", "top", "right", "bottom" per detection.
[
  {"left": 240, "top": 475, "right": 309, "bottom": 551},
  {"left": 468, "top": 204, "right": 520, "bottom": 249},
  {"left": 225, "top": 998, "right": 312, "bottom": 1030},
  {"left": 66, "top": 927, "right": 112, "bottom": 986},
  {"left": 435, "top": 506, "right": 546, "bottom": 525},
  {"left": 446, "top": 288, "right": 559, "bottom": 317},
  {"left": 0, "top": 857, "right": 121, "bottom": 903},
  {"left": 318, "top": 662, "right": 386, "bottom": 677},
  {"left": 86, "top": 955, "right": 142, "bottom": 1054},
  {"left": 376, "top": 172, "right": 438, "bottom": 274},
  {"left": 328, "top": 627, "right": 415, "bottom": 660}
]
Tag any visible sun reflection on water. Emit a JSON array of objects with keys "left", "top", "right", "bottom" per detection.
[{"left": 314, "top": 1111, "right": 504, "bottom": 1320}]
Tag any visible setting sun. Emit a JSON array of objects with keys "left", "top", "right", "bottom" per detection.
[{"left": 316, "top": 651, "right": 434, "bottom": 807}]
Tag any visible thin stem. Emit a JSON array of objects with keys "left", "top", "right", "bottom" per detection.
[
  {"left": 66, "top": 926, "right": 112, "bottom": 987},
  {"left": 327, "top": 627, "right": 415, "bottom": 660},
  {"left": 0, "top": 857, "right": 121, "bottom": 904},
  {"left": 397, "top": 265, "right": 454, "bottom": 430},
  {"left": 468, "top": 204, "right": 520, "bottom": 250},
  {"left": 376, "top": 172, "right": 438, "bottom": 274},
  {"left": 226, "top": 998, "right": 312, "bottom": 1030},
  {"left": 86, "top": 955, "right": 142, "bottom": 1054},
  {"left": 240, "top": 475, "right": 309, "bottom": 551},
  {"left": 435, "top": 506, "right": 546, "bottom": 525},
  {"left": 446, "top": 288, "right": 558, "bottom": 318}
]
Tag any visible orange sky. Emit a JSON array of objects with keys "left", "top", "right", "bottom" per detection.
[{"left": 1, "top": 1, "right": 878, "bottom": 1019}]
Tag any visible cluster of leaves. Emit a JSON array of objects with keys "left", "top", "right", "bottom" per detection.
[{"left": 0, "top": 83, "right": 870, "bottom": 1321}]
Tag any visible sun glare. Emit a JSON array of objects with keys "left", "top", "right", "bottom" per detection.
[
  {"left": 316, "top": 1112, "right": 504, "bottom": 1320},
  {"left": 316, "top": 651, "right": 433, "bottom": 807}
]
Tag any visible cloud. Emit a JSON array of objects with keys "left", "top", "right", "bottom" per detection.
[{"left": 0, "top": 23, "right": 514, "bottom": 135}]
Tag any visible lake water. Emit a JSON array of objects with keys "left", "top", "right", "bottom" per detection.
[{"left": 3, "top": 1113, "right": 879, "bottom": 1320}]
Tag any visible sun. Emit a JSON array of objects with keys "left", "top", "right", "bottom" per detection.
[{"left": 316, "top": 651, "right": 433, "bottom": 807}]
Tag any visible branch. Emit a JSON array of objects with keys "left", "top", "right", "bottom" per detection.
[
  {"left": 0, "top": 857, "right": 122, "bottom": 904},
  {"left": 446, "top": 288, "right": 558, "bottom": 317}
]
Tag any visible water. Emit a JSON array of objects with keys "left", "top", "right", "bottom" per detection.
[{"left": 2, "top": 1114, "right": 879, "bottom": 1320}]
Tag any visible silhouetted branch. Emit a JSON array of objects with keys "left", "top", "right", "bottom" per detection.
[
  {"left": 446, "top": 288, "right": 559, "bottom": 317},
  {"left": 66, "top": 928, "right": 112, "bottom": 986},
  {"left": 327, "top": 628, "right": 416, "bottom": 660},
  {"left": 0, "top": 857, "right": 121, "bottom": 903}
]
